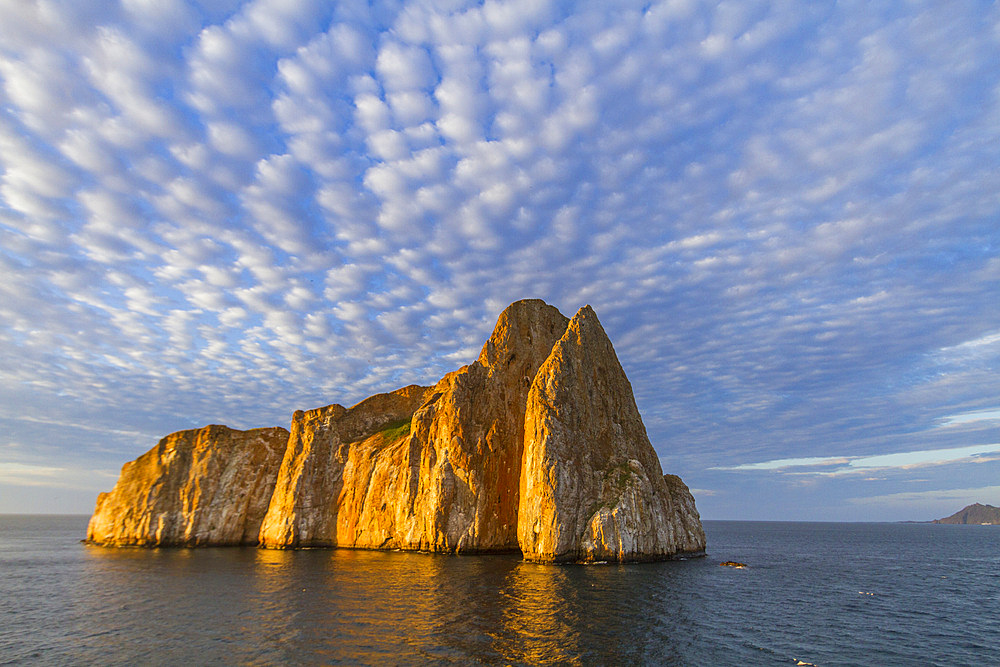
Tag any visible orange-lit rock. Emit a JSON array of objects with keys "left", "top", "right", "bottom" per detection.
[
  {"left": 258, "top": 299, "right": 569, "bottom": 552},
  {"left": 89, "top": 299, "right": 706, "bottom": 561},
  {"left": 257, "top": 384, "right": 432, "bottom": 548},
  {"left": 389, "top": 298, "right": 570, "bottom": 551},
  {"left": 86, "top": 425, "right": 288, "bottom": 546}
]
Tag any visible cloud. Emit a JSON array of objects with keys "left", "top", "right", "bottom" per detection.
[
  {"left": 121, "top": 0, "right": 200, "bottom": 38},
  {"left": 717, "top": 444, "right": 1000, "bottom": 476},
  {"left": 939, "top": 408, "right": 1000, "bottom": 428},
  {"left": 1, "top": 413, "right": 158, "bottom": 441},
  {"left": 848, "top": 485, "right": 1000, "bottom": 508},
  {"left": 376, "top": 41, "right": 436, "bottom": 92},
  {"left": 715, "top": 456, "right": 852, "bottom": 472},
  {"left": 0, "top": 460, "right": 118, "bottom": 490},
  {"left": 0, "top": 462, "right": 67, "bottom": 484}
]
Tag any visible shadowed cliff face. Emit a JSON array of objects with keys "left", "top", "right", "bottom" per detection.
[
  {"left": 518, "top": 306, "right": 706, "bottom": 562},
  {"left": 88, "top": 299, "right": 706, "bottom": 561}
]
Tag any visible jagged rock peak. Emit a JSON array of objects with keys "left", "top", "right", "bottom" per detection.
[{"left": 477, "top": 299, "right": 570, "bottom": 370}]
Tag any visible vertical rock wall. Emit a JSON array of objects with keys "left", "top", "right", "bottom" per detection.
[{"left": 259, "top": 299, "right": 569, "bottom": 552}]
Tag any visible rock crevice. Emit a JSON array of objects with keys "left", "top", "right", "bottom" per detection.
[{"left": 88, "top": 300, "right": 706, "bottom": 562}]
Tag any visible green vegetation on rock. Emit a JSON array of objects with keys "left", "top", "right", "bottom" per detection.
[{"left": 376, "top": 417, "right": 412, "bottom": 444}]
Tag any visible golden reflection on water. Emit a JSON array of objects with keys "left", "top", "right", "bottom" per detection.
[
  {"left": 248, "top": 547, "right": 499, "bottom": 663},
  {"left": 493, "top": 562, "right": 584, "bottom": 665}
]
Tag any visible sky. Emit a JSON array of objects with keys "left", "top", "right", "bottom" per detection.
[{"left": 1, "top": 0, "right": 998, "bottom": 521}]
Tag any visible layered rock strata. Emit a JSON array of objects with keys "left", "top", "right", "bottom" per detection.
[
  {"left": 259, "top": 300, "right": 571, "bottom": 551},
  {"left": 88, "top": 300, "right": 706, "bottom": 561}
]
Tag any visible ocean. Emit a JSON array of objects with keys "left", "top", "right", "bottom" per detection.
[{"left": 1, "top": 516, "right": 996, "bottom": 665}]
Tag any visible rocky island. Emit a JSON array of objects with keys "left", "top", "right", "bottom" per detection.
[
  {"left": 933, "top": 503, "right": 1000, "bottom": 525},
  {"left": 87, "top": 300, "right": 706, "bottom": 563}
]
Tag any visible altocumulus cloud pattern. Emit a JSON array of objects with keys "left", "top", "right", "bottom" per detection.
[{"left": 1, "top": 0, "right": 999, "bottom": 519}]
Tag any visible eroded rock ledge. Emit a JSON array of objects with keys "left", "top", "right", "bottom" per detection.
[{"left": 87, "top": 300, "right": 706, "bottom": 562}]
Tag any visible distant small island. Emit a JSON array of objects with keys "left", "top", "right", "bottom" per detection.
[{"left": 933, "top": 503, "right": 1000, "bottom": 525}]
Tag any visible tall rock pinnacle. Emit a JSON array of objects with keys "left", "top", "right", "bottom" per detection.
[{"left": 518, "top": 306, "right": 706, "bottom": 561}]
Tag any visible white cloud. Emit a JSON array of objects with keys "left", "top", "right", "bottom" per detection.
[
  {"left": 387, "top": 90, "right": 435, "bottom": 127},
  {"left": 848, "top": 485, "right": 1000, "bottom": 508},
  {"left": 0, "top": 462, "right": 66, "bottom": 484},
  {"left": 376, "top": 41, "right": 436, "bottom": 92},
  {"left": 718, "top": 444, "right": 1000, "bottom": 476},
  {"left": 354, "top": 93, "right": 392, "bottom": 132},
  {"left": 716, "top": 455, "right": 851, "bottom": 472},
  {"left": 0, "top": 459, "right": 120, "bottom": 490},
  {"left": 207, "top": 121, "right": 259, "bottom": 158},
  {"left": 241, "top": 0, "right": 326, "bottom": 49},
  {"left": 121, "top": 0, "right": 199, "bottom": 37},
  {"left": 939, "top": 409, "right": 1000, "bottom": 427},
  {"left": 937, "top": 331, "right": 1000, "bottom": 357}
]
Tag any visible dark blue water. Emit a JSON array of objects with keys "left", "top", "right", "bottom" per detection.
[{"left": 1, "top": 517, "right": 996, "bottom": 665}]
